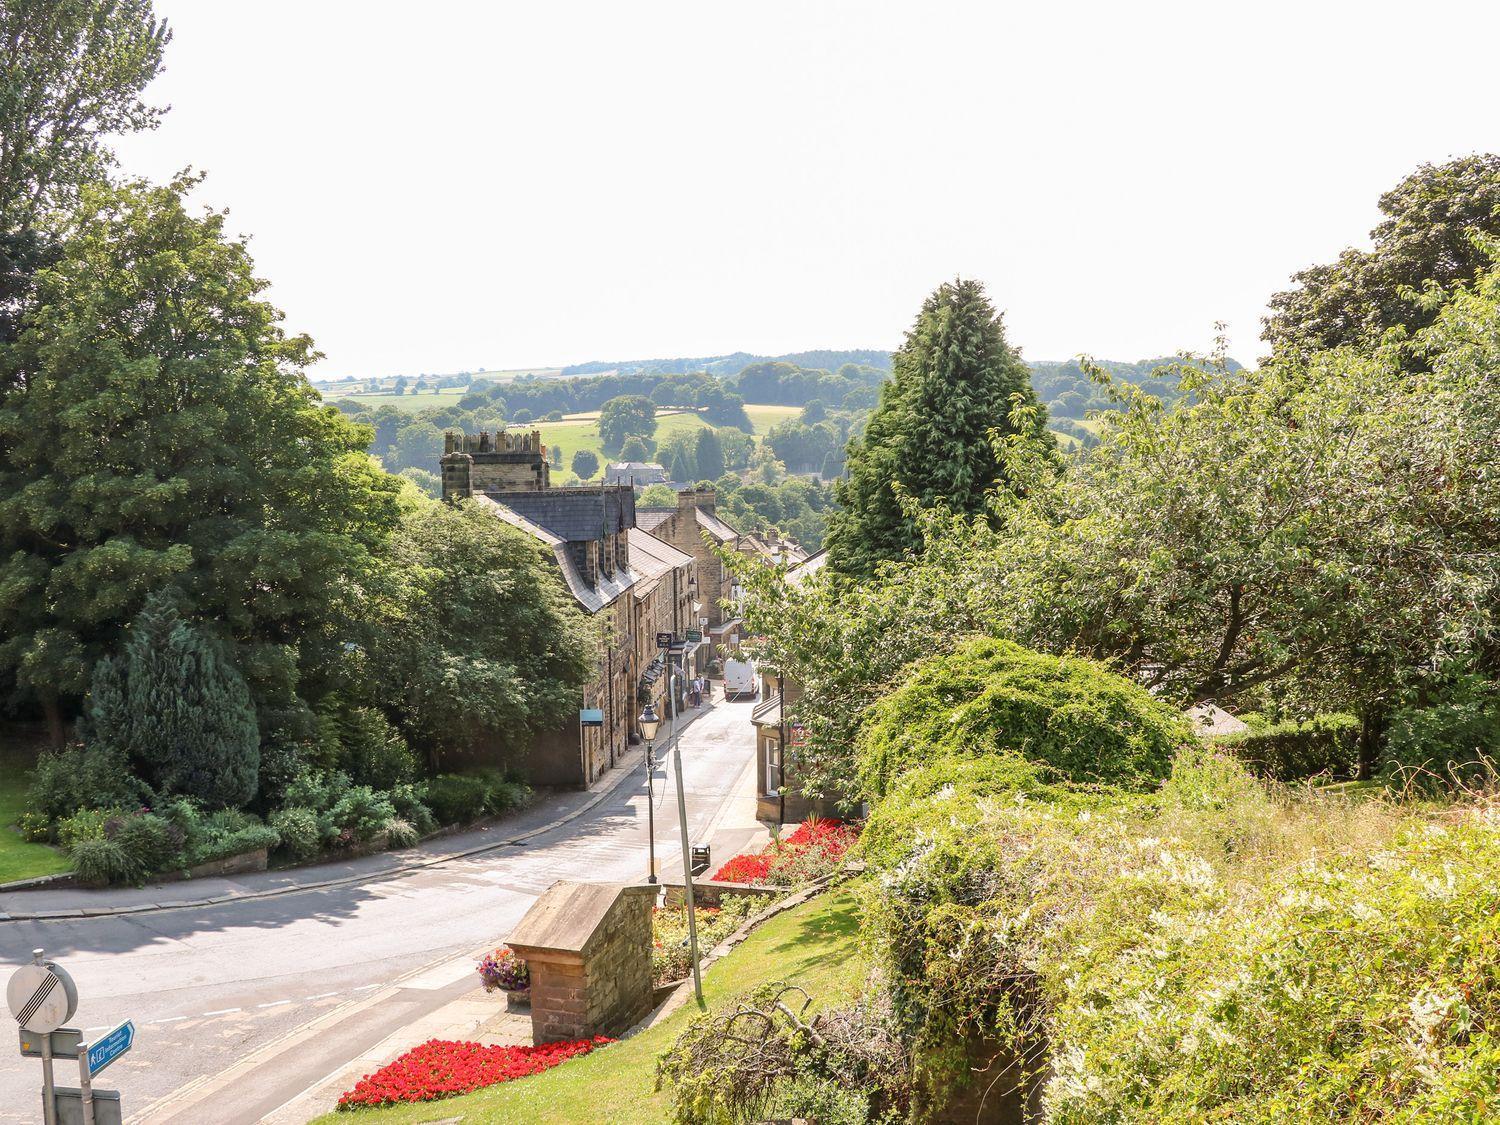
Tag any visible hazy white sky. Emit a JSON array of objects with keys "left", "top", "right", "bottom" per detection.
[{"left": 113, "top": 0, "right": 1499, "bottom": 379}]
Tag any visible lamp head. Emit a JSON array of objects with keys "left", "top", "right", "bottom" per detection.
[{"left": 638, "top": 702, "right": 661, "bottom": 742}]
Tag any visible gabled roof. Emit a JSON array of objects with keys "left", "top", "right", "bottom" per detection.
[
  {"left": 474, "top": 495, "right": 637, "bottom": 614},
  {"left": 627, "top": 527, "right": 693, "bottom": 581},
  {"left": 787, "top": 548, "right": 828, "bottom": 586},
  {"left": 635, "top": 508, "right": 675, "bottom": 533},
  {"left": 695, "top": 507, "right": 742, "bottom": 542}
]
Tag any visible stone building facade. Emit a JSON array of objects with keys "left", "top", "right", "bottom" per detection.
[
  {"left": 442, "top": 432, "right": 698, "bottom": 789},
  {"left": 440, "top": 429, "right": 550, "bottom": 496},
  {"left": 635, "top": 486, "right": 804, "bottom": 667}
]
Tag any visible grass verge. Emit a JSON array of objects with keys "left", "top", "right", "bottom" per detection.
[
  {"left": 315, "top": 882, "right": 865, "bottom": 1124},
  {"left": 0, "top": 737, "right": 70, "bottom": 883}
]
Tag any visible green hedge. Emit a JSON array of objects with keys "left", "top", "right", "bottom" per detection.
[
  {"left": 1212, "top": 713, "right": 1359, "bottom": 782},
  {"left": 858, "top": 637, "right": 1187, "bottom": 799}
]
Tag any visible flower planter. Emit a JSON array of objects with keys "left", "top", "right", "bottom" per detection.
[{"left": 504, "top": 987, "right": 531, "bottom": 1010}]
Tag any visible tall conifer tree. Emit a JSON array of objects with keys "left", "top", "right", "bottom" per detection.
[
  {"left": 123, "top": 591, "right": 260, "bottom": 808},
  {"left": 825, "top": 278, "right": 1045, "bottom": 575}
]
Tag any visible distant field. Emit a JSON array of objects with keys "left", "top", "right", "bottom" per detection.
[
  {"left": 744, "top": 403, "right": 800, "bottom": 434},
  {"left": 531, "top": 411, "right": 713, "bottom": 484},
  {"left": 329, "top": 387, "right": 469, "bottom": 410}
]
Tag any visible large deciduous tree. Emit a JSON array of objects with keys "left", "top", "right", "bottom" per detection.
[
  {"left": 824, "top": 278, "right": 1047, "bottom": 576},
  {"left": 1263, "top": 154, "right": 1500, "bottom": 364},
  {"left": 0, "top": 0, "right": 168, "bottom": 342},
  {"left": 357, "top": 499, "right": 593, "bottom": 768},
  {"left": 597, "top": 394, "right": 656, "bottom": 455},
  {"left": 0, "top": 177, "right": 403, "bottom": 740}
]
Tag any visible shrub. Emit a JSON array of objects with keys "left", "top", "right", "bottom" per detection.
[
  {"left": 329, "top": 786, "right": 397, "bottom": 843},
  {"left": 270, "top": 807, "right": 321, "bottom": 860},
  {"left": 1382, "top": 692, "right": 1500, "bottom": 790},
  {"left": 1212, "top": 712, "right": 1359, "bottom": 781},
  {"left": 858, "top": 637, "right": 1187, "bottom": 799},
  {"left": 336, "top": 707, "right": 419, "bottom": 790},
  {"left": 58, "top": 807, "right": 117, "bottom": 851},
  {"left": 384, "top": 817, "right": 419, "bottom": 849},
  {"left": 28, "top": 742, "right": 149, "bottom": 826},
  {"left": 105, "top": 812, "right": 184, "bottom": 876},
  {"left": 16, "top": 811, "right": 50, "bottom": 843},
  {"left": 471, "top": 769, "right": 533, "bottom": 815},
  {"left": 424, "top": 775, "right": 489, "bottom": 827},
  {"left": 387, "top": 782, "right": 436, "bottom": 836},
  {"left": 281, "top": 769, "right": 352, "bottom": 815},
  {"left": 70, "top": 838, "right": 134, "bottom": 886}
]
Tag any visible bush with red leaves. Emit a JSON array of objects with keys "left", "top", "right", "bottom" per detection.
[
  {"left": 712, "top": 817, "right": 859, "bottom": 885},
  {"left": 336, "top": 1036, "right": 611, "bottom": 1109}
]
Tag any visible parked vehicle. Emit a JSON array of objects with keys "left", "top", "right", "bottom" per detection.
[{"left": 722, "top": 657, "right": 758, "bottom": 700}]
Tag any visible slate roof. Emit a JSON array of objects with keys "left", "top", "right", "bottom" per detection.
[
  {"left": 482, "top": 484, "right": 636, "bottom": 544},
  {"left": 787, "top": 548, "right": 828, "bottom": 586},
  {"left": 628, "top": 527, "right": 693, "bottom": 581},
  {"left": 474, "top": 495, "right": 638, "bottom": 614},
  {"left": 635, "top": 507, "right": 675, "bottom": 533},
  {"left": 695, "top": 507, "right": 742, "bottom": 542}
]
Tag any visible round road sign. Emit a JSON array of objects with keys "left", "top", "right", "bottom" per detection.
[{"left": 7, "top": 953, "right": 78, "bottom": 1034}]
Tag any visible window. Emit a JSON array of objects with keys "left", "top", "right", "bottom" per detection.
[{"left": 765, "top": 738, "right": 783, "bottom": 796}]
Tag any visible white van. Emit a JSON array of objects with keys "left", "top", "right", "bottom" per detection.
[{"left": 722, "top": 657, "right": 758, "bottom": 700}]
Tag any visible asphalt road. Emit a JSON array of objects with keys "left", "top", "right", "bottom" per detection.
[{"left": 0, "top": 696, "right": 759, "bottom": 1124}]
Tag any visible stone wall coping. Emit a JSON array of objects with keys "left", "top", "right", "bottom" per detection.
[{"left": 506, "top": 880, "right": 657, "bottom": 958}]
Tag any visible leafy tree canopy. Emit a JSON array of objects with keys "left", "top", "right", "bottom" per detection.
[
  {"left": 825, "top": 277, "right": 1047, "bottom": 575},
  {"left": 570, "top": 448, "right": 600, "bottom": 479},
  {"left": 1263, "top": 154, "right": 1500, "bottom": 363},
  {"left": 353, "top": 499, "right": 593, "bottom": 767},
  {"left": 0, "top": 177, "right": 403, "bottom": 734},
  {"left": 597, "top": 393, "right": 656, "bottom": 455}
]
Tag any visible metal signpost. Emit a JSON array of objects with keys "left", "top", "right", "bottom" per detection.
[
  {"left": 654, "top": 633, "right": 704, "bottom": 1004},
  {"left": 8, "top": 950, "right": 131, "bottom": 1125}
]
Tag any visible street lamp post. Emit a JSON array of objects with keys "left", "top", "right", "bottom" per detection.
[
  {"left": 638, "top": 702, "right": 660, "bottom": 884},
  {"left": 666, "top": 658, "right": 704, "bottom": 1005}
]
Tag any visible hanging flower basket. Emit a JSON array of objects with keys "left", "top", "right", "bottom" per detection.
[{"left": 477, "top": 946, "right": 530, "bottom": 1004}]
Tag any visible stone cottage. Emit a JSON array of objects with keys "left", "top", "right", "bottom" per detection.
[{"left": 440, "top": 432, "right": 697, "bottom": 788}]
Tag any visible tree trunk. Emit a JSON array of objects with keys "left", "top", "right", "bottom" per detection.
[
  {"left": 1357, "top": 709, "right": 1386, "bottom": 781},
  {"left": 42, "top": 694, "right": 65, "bottom": 749}
]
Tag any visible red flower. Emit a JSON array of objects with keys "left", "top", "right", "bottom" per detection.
[
  {"left": 711, "top": 818, "right": 862, "bottom": 884},
  {"left": 335, "top": 1036, "right": 612, "bottom": 1108}
]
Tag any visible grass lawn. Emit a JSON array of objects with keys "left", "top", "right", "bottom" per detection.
[
  {"left": 316, "top": 883, "right": 866, "bottom": 1124},
  {"left": 536, "top": 411, "right": 712, "bottom": 485},
  {"left": 329, "top": 387, "right": 471, "bottom": 411},
  {"left": 743, "top": 403, "right": 800, "bottom": 434},
  {"left": 0, "top": 737, "right": 69, "bottom": 884}
]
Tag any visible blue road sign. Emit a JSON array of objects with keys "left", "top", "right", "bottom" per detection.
[
  {"left": 579, "top": 708, "right": 605, "bottom": 728},
  {"left": 86, "top": 1020, "right": 134, "bottom": 1077}
]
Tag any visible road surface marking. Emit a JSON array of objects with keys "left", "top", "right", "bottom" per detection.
[{"left": 203, "top": 1007, "right": 241, "bottom": 1016}]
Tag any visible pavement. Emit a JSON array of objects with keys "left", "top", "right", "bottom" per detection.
[{"left": 0, "top": 690, "right": 768, "bottom": 1124}]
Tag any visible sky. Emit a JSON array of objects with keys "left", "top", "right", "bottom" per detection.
[{"left": 112, "top": 0, "right": 1500, "bottom": 380}]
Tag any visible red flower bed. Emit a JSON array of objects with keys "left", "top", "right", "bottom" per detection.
[
  {"left": 713, "top": 852, "right": 776, "bottom": 883},
  {"left": 712, "top": 817, "right": 860, "bottom": 884},
  {"left": 336, "top": 1036, "right": 611, "bottom": 1109}
]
